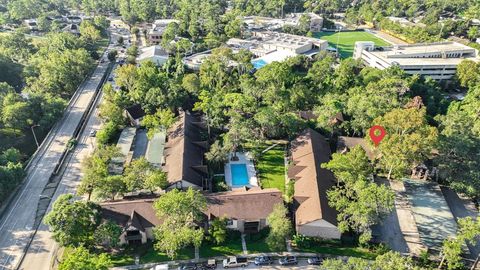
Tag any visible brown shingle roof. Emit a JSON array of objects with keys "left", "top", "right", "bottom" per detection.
[
  {"left": 125, "top": 104, "right": 146, "bottom": 120},
  {"left": 290, "top": 128, "right": 338, "bottom": 227},
  {"left": 205, "top": 188, "right": 283, "bottom": 221},
  {"left": 336, "top": 136, "right": 375, "bottom": 160},
  {"left": 100, "top": 199, "right": 162, "bottom": 231},
  {"left": 163, "top": 111, "right": 208, "bottom": 187}
]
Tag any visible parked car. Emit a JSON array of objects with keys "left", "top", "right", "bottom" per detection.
[
  {"left": 89, "top": 129, "right": 97, "bottom": 137},
  {"left": 178, "top": 262, "right": 197, "bottom": 270},
  {"left": 223, "top": 257, "right": 248, "bottom": 268},
  {"left": 254, "top": 256, "right": 273, "bottom": 265},
  {"left": 307, "top": 257, "right": 323, "bottom": 265},
  {"left": 200, "top": 259, "right": 216, "bottom": 269},
  {"left": 278, "top": 256, "right": 297, "bottom": 266}
]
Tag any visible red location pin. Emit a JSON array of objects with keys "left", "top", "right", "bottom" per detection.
[{"left": 369, "top": 125, "right": 386, "bottom": 147}]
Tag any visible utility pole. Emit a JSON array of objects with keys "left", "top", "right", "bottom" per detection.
[{"left": 31, "top": 124, "right": 40, "bottom": 148}]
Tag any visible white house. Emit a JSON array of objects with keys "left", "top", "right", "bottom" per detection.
[{"left": 137, "top": 45, "right": 169, "bottom": 67}]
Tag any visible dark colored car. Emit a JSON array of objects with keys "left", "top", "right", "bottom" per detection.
[
  {"left": 200, "top": 259, "right": 216, "bottom": 269},
  {"left": 254, "top": 256, "right": 273, "bottom": 265},
  {"left": 179, "top": 262, "right": 197, "bottom": 270},
  {"left": 307, "top": 257, "right": 323, "bottom": 265},
  {"left": 278, "top": 256, "right": 297, "bottom": 266}
]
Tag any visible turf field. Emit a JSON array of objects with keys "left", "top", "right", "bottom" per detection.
[{"left": 314, "top": 31, "right": 391, "bottom": 58}]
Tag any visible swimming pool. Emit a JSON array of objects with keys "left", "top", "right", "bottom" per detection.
[
  {"left": 230, "top": 164, "right": 249, "bottom": 186},
  {"left": 252, "top": 59, "right": 268, "bottom": 69}
]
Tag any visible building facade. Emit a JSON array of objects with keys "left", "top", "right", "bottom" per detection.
[{"left": 353, "top": 41, "right": 479, "bottom": 81}]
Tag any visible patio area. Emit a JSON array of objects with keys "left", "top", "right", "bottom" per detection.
[{"left": 224, "top": 152, "right": 258, "bottom": 188}]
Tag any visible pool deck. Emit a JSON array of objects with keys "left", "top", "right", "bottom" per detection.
[{"left": 225, "top": 152, "right": 258, "bottom": 188}]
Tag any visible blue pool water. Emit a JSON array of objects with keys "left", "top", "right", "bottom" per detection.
[
  {"left": 252, "top": 59, "right": 268, "bottom": 69},
  {"left": 231, "top": 164, "right": 249, "bottom": 186}
]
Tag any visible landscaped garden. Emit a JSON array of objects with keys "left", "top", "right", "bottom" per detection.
[
  {"left": 255, "top": 143, "right": 286, "bottom": 193},
  {"left": 314, "top": 31, "right": 391, "bottom": 58}
]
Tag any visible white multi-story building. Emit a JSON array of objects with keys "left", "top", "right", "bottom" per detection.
[
  {"left": 353, "top": 41, "right": 479, "bottom": 81},
  {"left": 183, "top": 31, "right": 329, "bottom": 70},
  {"left": 147, "top": 19, "right": 179, "bottom": 45}
]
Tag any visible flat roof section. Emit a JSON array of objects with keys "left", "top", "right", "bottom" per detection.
[
  {"left": 145, "top": 129, "right": 166, "bottom": 166},
  {"left": 404, "top": 179, "right": 458, "bottom": 252},
  {"left": 113, "top": 127, "right": 137, "bottom": 164}
]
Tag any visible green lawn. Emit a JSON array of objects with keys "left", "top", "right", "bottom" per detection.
[
  {"left": 314, "top": 31, "right": 390, "bottom": 58},
  {"left": 111, "top": 243, "right": 194, "bottom": 266},
  {"left": 200, "top": 230, "right": 243, "bottom": 257},
  {"left": 256, "top": 145, "right": 286, "bottom": 193}
]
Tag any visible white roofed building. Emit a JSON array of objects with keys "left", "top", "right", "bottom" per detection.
[
  {"left": 354, "top": 41, "right": 479, "bottom": 81},
  {"left": 147, "top": 19, "right": 179, "bottom": 45},
  {"left": 137, "top": 45, "right": 169, "bottom": 67}
]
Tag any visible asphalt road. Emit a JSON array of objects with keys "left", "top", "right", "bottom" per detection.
[
  {"left": 15, "top": 25, "right": 130, "bottom": 270},
  {"left": 0, "top": 57, "right": 108, "bottom": 270},
  {"left": 0, "top": 24, "right": 129, "bottom": 270}
]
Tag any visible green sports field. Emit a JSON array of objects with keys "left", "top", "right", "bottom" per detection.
[{"left": 314, "top": 31, "right": 391, "bottom": 58}]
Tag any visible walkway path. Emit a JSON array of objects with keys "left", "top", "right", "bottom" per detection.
[
  {"left": 367, "top": 29, "right": 409, "bottom": 45},
  {"left": 241, "top": 234, "right": 248, "bottom": 255}
]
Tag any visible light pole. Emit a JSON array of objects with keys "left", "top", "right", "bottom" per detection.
[
  {"left": 31, "top": 124, "right": 40, "bottom": 148},
  {"left": 335, "top": 26, "right": 342, "bottom": 57}
]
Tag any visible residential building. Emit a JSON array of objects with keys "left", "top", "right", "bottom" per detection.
[
  {"left": 284, "top": 13, "right": 324, "bottom": 32},
  {"left": 289, "top": 128, "right": 341, "bottom": 239},
  {"left": 147, "top": 19, "right": 179, "bottom": 45},
  {"left": 162, "top": 111, "right": 208, "bottom": 189},
  {"left": 100, "top": 198, "right": 161, "bottom": 245},
  {"left": 386, "top": 17, "right": 426, "bottom": 28},
  {"left": 336, "top": 136, "right": 375, "bottom": 160},
  {"left": 100, "top": 187, "right": 282, "bottom": 244},
  {"left": 353, "top": 41, "right": 479, "bottom": 81},
  {"left": 110, "top": 127, "right": 137, "bottom": 174},
  {"left": 137, "top": 45, "right": 169, "bottom": 67},
  {"left": 125, "top": 104, "right": 146, "bottom": 127},
  {"left": 243, "top": 13, "right": 323, "bottom": 32},
  {"left": 205, "top": 187, "right": 283, "bottom": 233},
  {"left": 61, "top": 23, "right": 80, "bottom": 35},
  {"left": 23, "top": 19, "right": 38, "bottom": 31}
]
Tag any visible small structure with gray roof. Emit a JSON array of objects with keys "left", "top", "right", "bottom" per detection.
[
  {"left": 289, "top": 128, "right": 341, "bottom": 239},
  {"left": 110, "top": 127, "right": 137, "bottom": 174},
  {"left": 145, "top": 129, "right": 167, "bottom": 168}
]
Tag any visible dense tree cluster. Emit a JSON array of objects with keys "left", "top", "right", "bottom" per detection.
[
  {"left": 323, "top": 146, "right": 395, "bottom": 244},
  {"left": 77, "top": 147, "right": 168, "bottom": 201},
  {"left": 153, "top": 188, "right": 206, "bottom": 258},
  {"left": 344, "top": 0, "right": 480, "bottom": 43},
  {"left": 435, "top": 60, "right": 480, "bottom": 200}
]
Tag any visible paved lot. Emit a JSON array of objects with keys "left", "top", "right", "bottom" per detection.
[
  {"left": 404, "top": 179, "right": 458, "bottom": 252},
  {"left": 442, "top": 187, "right": 480, "bottom": 259}
]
